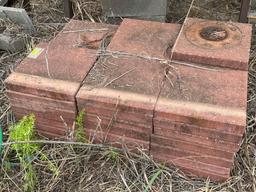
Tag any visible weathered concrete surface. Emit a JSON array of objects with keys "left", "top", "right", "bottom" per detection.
[
  {"left": 0, "top": 34, "right": 25, "bottom": 52},
  {"left": 172, "top": 17, "right": 252, "bottom": 70},
  {"left": 102, "top": 0, "right": 167, "bottom": 21},
  {"left": 0, "top": 6, "right": 35, "bottom": 32},
  {"left": 76, "top": 56, "right": 166, "bottom": 151},
  {"left": 5, "top": 20, "right": 118, "bottom": 139},
  {"left": 108, "top": 18, "right": 181, "bottom": 58},
  {"left": 15, "top": 20, "right": 117, "bottom": 81},
  {"left": 0, "top": 0, "right": 7, "bottom": 5}
]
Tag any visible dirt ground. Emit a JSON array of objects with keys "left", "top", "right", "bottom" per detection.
[{"left": 1, "top": 0, "right": 256, "bottom": 191}]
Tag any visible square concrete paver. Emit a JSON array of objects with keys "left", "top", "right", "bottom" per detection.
[
  {"left": 77, "top": 56, "right": 166, "bottom": 150},
  {"left": 5, "top": 20, "right": 117, "bottom": 138},
  {"left": 108, "top": 18, "right": 181, "bottom": 58},
  {"left": 155, "top": 63, "right": 247, "bottom": 134},
  {"left": 15, "top": 20, "right": 117, "bottom": 82},
  {"left": 172, "top": 17, "right": 252, "bottom": 70}
]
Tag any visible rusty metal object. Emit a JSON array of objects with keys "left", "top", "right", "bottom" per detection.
[{"left": 185, "top": 20, "right": 242, "bottom": 49}]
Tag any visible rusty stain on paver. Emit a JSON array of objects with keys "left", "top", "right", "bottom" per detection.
[{"left": 172, "top": 17, "right": 252, "bottom": 70}]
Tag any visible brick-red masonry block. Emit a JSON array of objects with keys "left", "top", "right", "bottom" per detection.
[
  {"left": 5, "top": 72, "right": 80, "bottom": 101},
  {"left": 15, "top": 20, "right": 117, "bottom": 81},
  {"left": 151, "top": 136, "right": 232, "bottom": 181},
  {"left": 76, "top": 56, "right": 167, "bottom": 149},
  {"left": 154, "top": 63, "right": 247, "bottom": 136},
  {"left": 108, "top": 18, "right": 181, "bottom": 58},
  {"left": 151, "top": 135, "right": 232, "bottom": 181},
  {"left": 172, "top": 17, "right": 252, "bottom": 70},
  {"left": 76, "top": 20, "right": 181, "bottom": 148},
  {"left": 5, "top": 20, "right": 117, "bottom": 138},
  {"left": 152, "top": 61, "right": 248, "bottom": 181}
]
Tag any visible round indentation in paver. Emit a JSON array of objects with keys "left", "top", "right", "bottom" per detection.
[
  {"left": 199, "top": 26, "right": 228, "bottom": 41},
  {"left": 185, "top": 21, "right": 242, "bottom": 49}
]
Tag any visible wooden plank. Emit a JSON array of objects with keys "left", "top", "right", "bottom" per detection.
[
  {"left": 239, "top": 0, "right": 250, "bottom": 23},
  {"left": 64, "top": 0, "right": 73, "bottom": 18}
]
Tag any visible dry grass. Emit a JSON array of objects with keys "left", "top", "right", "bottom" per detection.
[{"left": 1, "top": 0, "right": 256, "bottom": 191}]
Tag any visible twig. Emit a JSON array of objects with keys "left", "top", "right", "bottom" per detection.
[
  {"left": 2, "top": 140, "right": 107, "bottom": 147},
  {"left": 97, "top": 50, "right": 221, "bottom": 72},
  {"left": 45, "top": 41, "right": 52, "bottom": 78},
  {"left": 104, "top": 99, "right": 120, "bottom": 142},
  {"left": 104, "top": 68, "right": 136, "bottom": 87},
  {"left": 62, "top": 28, "right": 109, "bottom": 34}
]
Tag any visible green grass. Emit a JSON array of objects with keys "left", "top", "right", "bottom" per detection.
[
  {"left": 9, "top": 114, "right": 39, "bottom": 192},
  {"left": 106, "top": 148, "right": 120, "bottom": 163},
  {"left": 75, "top": 110, "right": 87, "bottom": 143}
]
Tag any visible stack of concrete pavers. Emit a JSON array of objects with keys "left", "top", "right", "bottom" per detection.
[
  {"left": 5, "top": 20, "right": 117, "bottom": 138},
  {"left": 151, "top": 18, "right": 252, "bottom": 181},
  {"left": 5, "top": 17, "right": 252, "bottom": 181},
  {"left": 76, "top": 19, "right": 181, "bottom": 150}
]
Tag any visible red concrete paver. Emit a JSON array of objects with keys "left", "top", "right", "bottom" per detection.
[
  {"left": 87, "top": 130, "right": 149, "bottom": 151},
  {"left": 84, "top": 56, "right": 165, "bottom": 95},
  {"left": 77, "top": 56, "right": 166, "bottom": 125},
  {"left": 151, "top": 135, "right": 232, "bottom": 181},
  {"left": 85, "top": 115, "right": 150, "bottom": 141},
  {"left": 86, "top": 113, "right": 150, "bottom": 133},
  {"left": 5, "top": 72, "right": 80, "bottom": 101},
  {"left": 80, "top": 99, "right": 154, "bottom": 128},
  {"left": 108, "top": 18, "right": 181, "bottom": 58},
  {"left": 15, "top": 20, "right": 117, "bottom": 81},
  {"left": 76, "top": 55, "right": 166, "bottom": 149},
  {"left": 172, "top": 18, "right": 252, "bottom": 70},
  {"left": 4, "top": 18, "right": 251, "bottom": 182},
  {"left": 154, "top": 120, "right": 243, "bottom": 145},
  {"left": 152, "top": 61, "right": 248, "bottom": 181},
  {"left": 152, "top": 134, "right": 234, "bottom": 160},
  {"left": 152, "top": 155, "right": 230, "bottom": 182},
  {"left": 5, "top": 20, "right": 118, "bottom": 140},
  {"left": 151, "top": 143, "right": 233, "bottom": 168},
  {"left": 14, "top": 114, "right": 69, "bottom": 138},
  {"left": 6, "top": 90, "right": 76, "bottom": 112},
  {"left": 155, "top": 63, "right": 247, "bottom": 136},
  {"left": 12, "top": 106, "right": 75, "bottom": 124}
]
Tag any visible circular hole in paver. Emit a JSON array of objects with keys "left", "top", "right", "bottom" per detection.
[{"left": 199, "top": 26, "right": 228, "bottom": 41}]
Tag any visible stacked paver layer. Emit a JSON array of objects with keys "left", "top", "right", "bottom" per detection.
[
  {"left": 5, "top": 18, "right": 252, "bottom": 181},
  {"left": 76, "top": 19, "right": 181, "bottom": 150},
  {"left": 151, "top": 18, "right": 251, "bottom": 181},
  {"left": 5, "top": 20, "right": 117, "bottom": 138}
]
